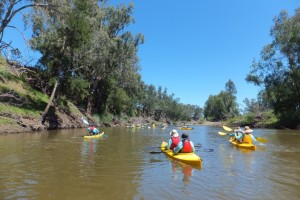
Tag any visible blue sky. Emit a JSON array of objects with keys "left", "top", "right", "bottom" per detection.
[
  {"left": 4, "top": 0, "right": 299, "bottom": 109},
  {"left": 110, "top": 0, "right": 299, "bottom": 108}
]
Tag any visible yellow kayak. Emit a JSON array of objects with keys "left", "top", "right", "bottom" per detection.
[
  {"left": 229, "top": 138, "right": 256, "bottom": 150},
  {"left": 83, "top": 132, "right": 104, "bottom": 139},
  {"left": 160, "top": 141, "right": 202, "bottom": 167},
  {"left": 179, "top": 127, "right": 193, "bottom": 130}
]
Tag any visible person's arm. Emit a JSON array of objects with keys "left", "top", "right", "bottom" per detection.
[
  {"left": 190, "top": 141, "right": 195, "bottom": 152},
  {"left": 250, "top": 134, "right": 256, "bottom": 142},
  {"left": 165, "top": 138, "right": 172, "bottom": 150},
  {"left": 174, "top": 142, "right": 183, "bottom": 154},
  {"left": 94, "top": 128, "right": 100, "bottom": 134}
]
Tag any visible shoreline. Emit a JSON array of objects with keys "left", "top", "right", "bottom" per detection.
[{"left": 0, "top": 120, "right": 224, "bottom": 135}]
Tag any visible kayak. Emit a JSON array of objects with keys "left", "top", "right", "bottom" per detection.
[
  {"left": 179, "top": 127, "right": 193, "bottom": 130},
  {"left": 229, "top": 137, "right": 256, "bottom": 150},
  {"left": 84, "top": 132, "right": 104, "bottom": 139},
  {"left": 160, "top": 141, "right": 202, "bottom": 167}
]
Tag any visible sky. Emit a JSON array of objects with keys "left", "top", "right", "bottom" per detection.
[{"left": 4, "top": 0, "right": 300, "bottom": 109}]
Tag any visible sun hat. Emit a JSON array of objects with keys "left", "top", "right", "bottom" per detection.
[
  {"left": 170, "top": 129, "right": 179, "bottom": 137},
  {"left": 181, "top": 132, "right": 189, "bottom": 139},
  {"left": 244, "top": 126, "right": 253, "bottom": 133}
]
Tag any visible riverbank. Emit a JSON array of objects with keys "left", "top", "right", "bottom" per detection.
[{"left": 0, "top": 110, "right": 224, "bottom": 135}]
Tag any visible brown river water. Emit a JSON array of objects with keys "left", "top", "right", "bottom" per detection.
[{"left": 1, "top": 126, "right": 300, "bottom": 200}]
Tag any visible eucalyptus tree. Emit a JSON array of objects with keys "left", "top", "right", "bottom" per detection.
[
  {"left": 29, "top": 0, "right": 144, "bottom": 120},
  {"left": 80, "top": 3, "right": 144, "bottom": 115},
  {"left": 142, "top": 84, "right": 157, "bottom": 117},
  {"left": 204, "top": 95, "right": 226, "bottom": 121},
  {"left": 0, "top": 0, "right": 48, "bottom": 60},
  {"left": 29, "top": 0, "right": 100, "bottom": 122},
  {"left": 246, "top": 9, "right": 300, "bottom": 128},
  {"left": 203, "top": 80, "right": 239, "bottom": 121}
]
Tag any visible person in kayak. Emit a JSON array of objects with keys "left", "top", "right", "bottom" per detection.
[
  {"left": 174, "top": 132, "right": 195, "bottom": 154},
  {"left": 229, "top": 126, "right": 243, "bottom": 142},
  {"left": 165, "top": 129, "right": 180, "bottom": 150},
  {"left": 88, "top": 124, "right": 100, "bottom": 135},
  {"left": 242, "top": 126, "right": 256, "bottom": 144}
]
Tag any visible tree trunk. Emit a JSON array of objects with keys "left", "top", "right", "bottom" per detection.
[
  {"left": 41, "top": 80, "right": 59, "bottom": 124},
  {"left": 86, "top": 96, "right": 92, "bottom": 115}
]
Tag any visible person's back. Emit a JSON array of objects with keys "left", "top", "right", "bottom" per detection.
[
  {"left": 166, "top": 129, "right": 180, "bottom": 150},
  {"left": 243, "top": 133, "right": 252, "bottom": 143},
  {"left": 242, "top": 126, "right": 255, "bottom": 143},
  {"left": 174, "top": 133, "right": 195, "bottom": 154}
]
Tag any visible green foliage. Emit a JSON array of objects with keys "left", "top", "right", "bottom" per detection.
[
  {"left": 0, "top": 116, "right": 18, "bottom": 125},
  {"left": 246, "top": 9, "right": 300, "bottom": 128},
  {"left": 204, "top": 80, "right": 239, "bottom": 121},
  {"left": 1, "top": 1, "right": 202, "bottom": 125}
]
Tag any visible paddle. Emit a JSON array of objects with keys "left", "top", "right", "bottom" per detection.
[
  {"left": 151, "top": 144, "right": 202, "bottom": 154},
  {"left": 150, "top": 151, "right": 164, "bottom": 154},
  {"left": 218, "top": 131, "right": 227, "bottom": 136},
  {"left": 222, "top": 125, "right": 233, "bottom": 132},
  {"left": 81, "top": 117, "right": 90, "bottom": 126},
  {"left": 222, "top": 125, "right": 268, "bottom": 143}
]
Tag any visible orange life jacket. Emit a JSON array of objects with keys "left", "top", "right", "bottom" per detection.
[
  {"left": 243, "top": 134, "right": 252, "bottom": 143},
  {"left": 180, "top": 139, "right": 193, "bottom": 153},
  {"left": 170, "top": 137, "right": 180, "bottom": 150}
]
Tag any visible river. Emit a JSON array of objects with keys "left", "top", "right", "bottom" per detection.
[{"left": 1, "top": 126, "right": 300, "bottom": 200}]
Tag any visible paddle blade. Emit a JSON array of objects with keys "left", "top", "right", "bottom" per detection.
[
  {"left": 256, "top": 137, "right": 268, "bottom": 143},
  {"left": 218, "top": 132, "right": 227, "bottom": 136},
  {"left": 223, "top": 125, "right": 233, "bottom": 132},
  {"left": 150, "top": 151, "right": 163, "bottom": 154},
  {"left": 81, "top": 117, "right": 89, "bottom": 125}
]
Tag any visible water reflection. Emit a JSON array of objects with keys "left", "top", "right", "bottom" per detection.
[
  {"left": 1, "top": 127, "right": 300, "bottom": 200},
  {"left": 166, "top": 156, "right": 201, "bottom": 185},
  {"left": 81, "top": 139, "right": 98, "bottom": 165}
]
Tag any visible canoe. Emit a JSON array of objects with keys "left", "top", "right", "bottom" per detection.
[
  {"left": 160, "top": 141, "right": 202, "bottom": 167},
  {"left": 229, "top": 137, "right": 256, "bottom": 150},
  {"left": 84, "top": 132, "right": 104, "bottom": 139},
  {"left": 179, "top": 127, "right": 193, "bottom": 130}
]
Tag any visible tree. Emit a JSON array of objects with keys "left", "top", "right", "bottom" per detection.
[
  {"left": 246, "top": 9, "right": 300, "bottom": 128},
  {"left": 30, "top": 0, "right": 99, "bottom": 122},
  {"left": 203, "top": 80, "right": 239, "bottom": 121},
  {"left": 0, "top": 0, "right": 48, "bottom": 60}
]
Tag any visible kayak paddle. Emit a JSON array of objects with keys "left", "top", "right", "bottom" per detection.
[
  {"left": 218, "top": 132, "right": 227, "bottom": 136},
  {"left": 255, "top": 137, "right": 268, "bottom": 143},
  {"left": 222, "top": 125, "right": 233, "bottom": 132}
]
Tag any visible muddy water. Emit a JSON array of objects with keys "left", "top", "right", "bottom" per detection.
[{"left": 1, "top": 126, "right": 300, "bottom": 200}]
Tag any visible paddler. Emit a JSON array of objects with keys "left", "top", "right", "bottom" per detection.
[
  {"left": 165, "top": 129, "right": 180, "bottom": 150},
  {"left": 174, "top": 132, "right": 195, "bottom": 154},
  {"left": 242, "top": 126, "right": 256, "bottom": 144},
  {"left": 88, "top": 124, "right": 100, "bottom": 135},
  {"left": 229, "top": 126, "right": 243, "bottom": 142}
]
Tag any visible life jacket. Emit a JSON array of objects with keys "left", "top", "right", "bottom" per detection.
[
  {"left": 90, "top": 126, "right": 95, "bottom": 131},
  {"left": 243, "top": 134, "right": 252, "bottom": 143},
  {"left": 93, "top": 128, "right": 100, "bottom": 135},
  {"left": 170, "top": 137, "right": 180, "bottom": 150},
  {"left": 180, "top": 139, "right": 193, "bottom": 153},
  {"left": 234, "top": 131, "right": 243, "bottom": 140}
]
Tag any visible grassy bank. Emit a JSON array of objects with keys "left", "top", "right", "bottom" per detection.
[{"left": 0, "top": 58, "right": 87, "bottom": 134}]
